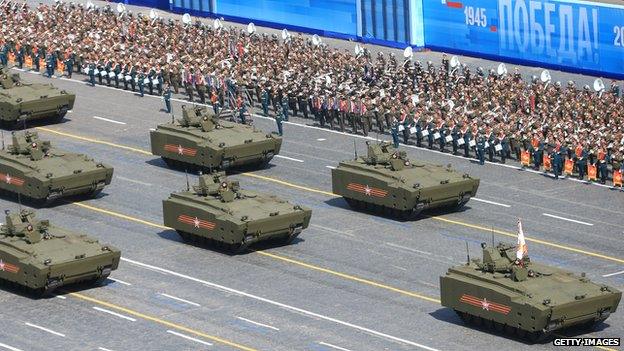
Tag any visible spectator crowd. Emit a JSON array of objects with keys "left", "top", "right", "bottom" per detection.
[{"left": 0, "top": 1, "right": 623, "bottom": 188}]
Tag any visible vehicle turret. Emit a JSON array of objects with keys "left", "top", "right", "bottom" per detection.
[
  {"left": 0, "top": 67, "right": 75, "bottom": 128},
  {"left": 332, "top": 141, "right": 480, "bottom": 219},
  {"left": 0, "top": 131, "right": 114, "bottom": 204},
  {"left": 163, "top": 173, "right": 312, "bottom": 253},
  {"left": 0, "top": 209, "right": 121, "bottom": 296},
  {"left": 150, "top": 104, "right": 282, "bottom": 171},
  {"left": 440, "top": 220, "right": 621, "bottom": 342}
]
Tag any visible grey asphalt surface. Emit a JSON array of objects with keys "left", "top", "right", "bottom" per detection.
[
  {"left": 0, "top": 64, "right": 621, "bottom": 351},
  {"left": 2, "top": 2, "right": 624, "bottom": 349}
]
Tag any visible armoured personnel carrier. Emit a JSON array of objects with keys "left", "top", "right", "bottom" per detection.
[
  {"left": 150, "top": 105, "right": 281, "bottom": 171},
  {"left": 0, "top": 65, "right": 75, "bottom": 128},
  {"left": 440, "top": 235, "right": 621, "bottom": 341},
  {"left": 331, "top": 141, "right": 480, "bottom": 219},
  {"left": 163, "top": 172, "right": 312, "bottom": 253},
  {"left": 0, "top": 131, "right": 113, "bottom": 204},
  {"left": 0, "top": 209, "right": 120, "bottom": 296}
]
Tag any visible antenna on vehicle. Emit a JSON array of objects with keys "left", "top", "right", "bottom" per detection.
[
  {"left": 353, "top": 140, "right": 358, "bottom": 160},
  {"left": 185, "top": 168, "right": 190, "bottom": 191},
  {"left": 465, "top": 241, "right": 470, "bottom": 265},
  {"left": 491, "top": 226, "right": 495, "bottom": 247},
  {"left": 17, "top": 193, "right": 22, "bottom": 213}
]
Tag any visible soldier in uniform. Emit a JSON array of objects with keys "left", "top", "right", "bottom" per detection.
[
  {"left": 274, "top": 105, "right": 284, "bottom": 136},
  {"left": 45, "top": 51, "right": 56, "bottom": 78},
  {"left": 195, "top": 70, "right": 206, "bottom": 104},
  {"left": 87, "top": 59, "right": 96, "bottom": 86},
  {"left": 137, "top": 69, "right": 146, "bottom": 97},
  {"left": 390, "top": 115, "right": 400, "bottom": 149},
  {"left": 65, "top": 49, "right": 74, "bottom": 78},
  {"left": 184, "top": 67, "right": 194, "bottom": 102},
  {"left": 575, "top": 143, "right": 587, "bottom": 180},
  {"left": 298, "top": 88, "right": 308, "bottom": 119},
  {"left": 163, "top": 83, "right": 172, "bottom": 114},
  {"left": 261, "top": 86, "right": 269, "bottom": 116},
  {"left": 0, "top": 41, "right": 7, "bottom": 66},
  {"left": 281, "top": 94, "right": 289, "bottom": 121},
  {"left": 129, "top": 63, "right": 138, "bottom": 91},
  {"left": 476, "top": 132, "right": 486, "bottom": 165}
]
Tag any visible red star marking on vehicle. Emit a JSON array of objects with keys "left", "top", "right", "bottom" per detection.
[
  {"left": 5, "top": 174, "right": 11, "bottom": 184},
  {"left": 481, "top": 298, "right": 490, "bottom": 311},
  {"left": 193, "top": 217, "right": 200, "bottom": 228},
  {"left": 177, "top": 145, "right": 184, "bottom": 155},
  {"left": 364, "top": 185, "right": 371, "bottom": 196}
]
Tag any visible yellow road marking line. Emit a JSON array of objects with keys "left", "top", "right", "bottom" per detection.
[
  {"left": 69, "top": 292, "right": 257, "bottom": 351},
  {"left": 256, "top": 251, "right": 441, "bottom": 303},
  {"left": 70, "top": 201, "right": 438, "bottom": 303},
  {"left": 242, "top": 173, "right": 337, "bottom": 197},
  {"left": 430, "top": 216, "right": 624, "bottom": 265},
  {"left": 72, "top": 202, "right": 168, "bottom": 230},
  {"left": 41, "top": 128, "right": 624, "bottom": 265},
  {"left": 35, "top": 127, "right": 152, "bottom": 155}
]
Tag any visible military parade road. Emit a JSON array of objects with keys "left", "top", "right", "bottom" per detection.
[{"left": 1, "top": 54, "right": 623, "bottom": 351}]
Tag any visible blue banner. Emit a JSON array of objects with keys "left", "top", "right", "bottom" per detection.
[
  {"left": 215, "top": 0, "right": 358, "bottom": 36},
  {"left": 422, "top": 0, "right": 624, "bottom": 78}
]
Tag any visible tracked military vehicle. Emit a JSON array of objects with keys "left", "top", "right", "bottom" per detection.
[
  {"left": 440, "top": 239, "right": 621, "bottom": 341},
  {"left": 0, "top": 209, "right": 120, "bottom": 296},
  {"left": 163, "top": 172, "right": 312, "bottom": 253},
  {"left": 150, "top": 105, "right": 281, "bottom": 171},
  {"left": 0, "top": 65, "right": 75, "bottom": 128},
  {"left": 0, "top": 131, "right": 113, "bottom": 204},
  {"left": 331, "top": 141, "right": 480, "bottom": 219}
]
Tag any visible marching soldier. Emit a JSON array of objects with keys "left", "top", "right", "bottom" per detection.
[{"left": 129, "top": 64, "right": 138, "bottom": 91}]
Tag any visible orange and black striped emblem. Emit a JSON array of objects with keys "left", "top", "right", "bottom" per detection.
[
  {"left": 0, "top": 259, "right": 20, "bottom": 274},
  {"left": 177, "top": 214, "right": 216, "bottom": 230},
  {"left": 0, "top": 173, "right": 25, "bottom": 186},
  {"left": 346, "top": 183, "right": 388, "bottom": 197},
  {"left": 460, "top": 294, "right": 511, "bottom": 315},
  {"left": 164, "top": 144, "right": 197, "bottom": 157}
]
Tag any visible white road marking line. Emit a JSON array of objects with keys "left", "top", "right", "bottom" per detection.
[
  {"left": 317, "top": 138, "right": 326, "bottom": 141},
  {"left": 92, "top": 306, "right": 137, "bottom": 322},
  {"left": 24, "top": 322, "right": 65, "bottom": 337},
  {"left": 0, "top": 342, "right": 24, "bottom": 351},
  {"left": 325, "top": 165, "right": 336, "bottom": 169},
  {"left": 121, "top": 257, "right": 439, "bottom": 351},
  {"left": 319, "top": 341, "right": 354, "bottom": 351},
  {"left": 274, "top": 155, "right": 304, "bottom": 163},
  {"left": 471, "top": 197, "right": 511, "bottom": 208},
  {"left": 159, "top": 293, "right": 201, "bottom": 307},
  {"left": 98, "top": 348, "right": 115, "bottom": 351},
  {"left": 115, "top": 176, "right": 153, "bottom": 187},
  {"left": 542, "top": 213, "right": 594, "bottom": 226},
  {"left": 33, "top": 71, "right": 623, "bottom": 192},
  {"left": 603, "top": 270, "right": 624, "bottom": 277},
  {"left": 93, "top": 116, "right": 127, "bottom": 125},
  {"left": 236, "top": 316, "right": 280, "bottom": 331},
  {"left": 391, "top": 265, "right": 408, "bottom": 271},
  {"left": 386, "top": 242, "right": 432, "bottom": 256},
  {"left": 166, "top": 330, "right": 213, "bottom": 346},
  {"left": 55, "top": 295, "right": 66, "bottom": 299},
  {"left": 109, "top": 277, "right": 132, "bottom": 286}
]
